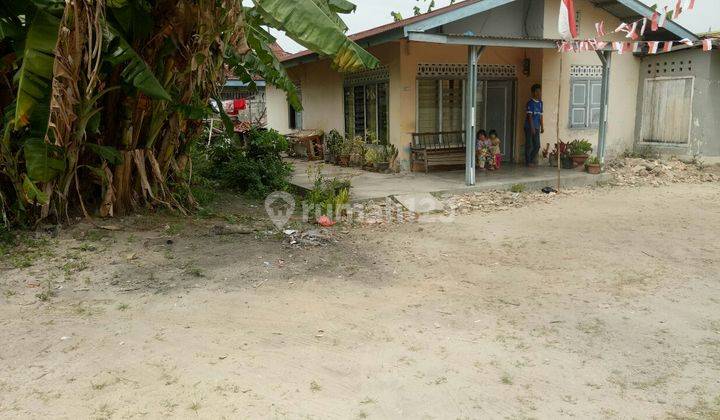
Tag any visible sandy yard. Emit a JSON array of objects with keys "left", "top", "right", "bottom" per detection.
[{"left": 1, "top": 181, "right": 720, "bottom": 419}]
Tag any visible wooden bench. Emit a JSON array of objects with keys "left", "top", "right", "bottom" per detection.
[{"left": 410, "top": 131, "right": 467, "bottom": 173}]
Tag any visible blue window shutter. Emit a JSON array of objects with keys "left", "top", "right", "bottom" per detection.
[
  {"left": 588, "top": 80, "right": 602, "bottom": 127},
  {"left": 569, "top": 80, "right": 588, "bottom": 128}
]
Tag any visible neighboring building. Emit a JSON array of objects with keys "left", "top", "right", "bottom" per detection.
[
  {"left": 635, "top": 43, "right": 720, "bottom": 158},
  {"left": 220, "top": 77, "right": 267, "bottom": 125},
  {"left": 266, "top": 0, "right": 706, "bottom": 174},
  {"left": 222, "top": 43, "right": 289, "bottom": 126}
]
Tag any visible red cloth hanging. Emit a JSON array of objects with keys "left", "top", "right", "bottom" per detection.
[{"left": 233, "top": 98, "right": 246, "bottom": 112}]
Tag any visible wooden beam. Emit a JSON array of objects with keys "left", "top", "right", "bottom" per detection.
[{"left": 407, "top": 32, "right": 557, "bottom": 49}]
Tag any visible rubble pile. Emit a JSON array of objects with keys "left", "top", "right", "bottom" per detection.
[
  {"left": 606, "top": 157, "right": 719, "bottom": 187},
  {"left": 440, "top": 190, "right": 559, "bottom": 215},
  {"left": 352, "top": 200, "right": 419, "bottom": 226},
  {"left": 283, "top": 229, "right": 336, "bottom": 247}
]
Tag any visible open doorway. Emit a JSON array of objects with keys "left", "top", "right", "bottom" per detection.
[{"left": 476, "top": 79, "right": 515, "bottom": 162}]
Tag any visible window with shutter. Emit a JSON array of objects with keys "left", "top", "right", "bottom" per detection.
[
  {"left": 569, "top": 78, "right": 601, "bottom": 129},
  {"left": 570, "top": 80, "right": 588, "bottom": 128},
  {"left": 589, "top": 80, "right": 602, "bottom": 126}
]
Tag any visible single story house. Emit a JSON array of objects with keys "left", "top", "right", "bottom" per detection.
[{"left": 265, "top": 0, "right": 709, "bottom": 183}]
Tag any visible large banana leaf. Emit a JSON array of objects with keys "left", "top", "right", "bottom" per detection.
[
  {"left": 105, "top": 25, "right": 172, "bottom": 101},
  {"left": 23, "top": 137, "right": 65, "bottom": 182},
  {"left": 253, "top": 0, "right": 378, "bottom": 72},
  {"left": 239, "top": 14, "right": 301, "bottom": 110},
  {"left": 22, "top": 174, "right": 49, "bottom": 205},
  {"left": 13, "top": 9, "right": 59, "bottom": 132},
  {"left": 327, "top": 0, "right": 356, "bottom": 14}
]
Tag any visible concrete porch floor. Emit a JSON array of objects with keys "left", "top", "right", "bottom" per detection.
[{"left": 289, "top": 159, "right": 611, "bottom": 202}]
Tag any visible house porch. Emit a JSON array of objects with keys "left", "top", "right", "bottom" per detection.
[{"left": 289, "top": 159, "right": 609, "bottom": 203}]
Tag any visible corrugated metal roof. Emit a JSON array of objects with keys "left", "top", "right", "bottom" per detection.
[
  {"left": 281, "top": 0, "right": 698, "bottom": 65},
  {"left": 280, "top": 0, "right": 482, "bottom": 63}
]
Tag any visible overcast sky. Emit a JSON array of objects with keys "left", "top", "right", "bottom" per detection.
[{"left": 269, "top": 0, "right": 719, "bottom": 53}]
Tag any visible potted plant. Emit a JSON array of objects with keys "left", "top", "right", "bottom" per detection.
[
  {"left": 568, "top": 139, "right": 593, "bottom": 167},
  {"left": 325, "top": 130, "right": 343, "bottom": 164},
  {"left": 364, "top": 147, "right": 379, "bottom": 171},
  {"left": 545, "top": 141, "right": 573, "bottom": 169},
  {"left": 338, "top": 136, "right": 354, "bottom": 166},
  {"left": 349, "top": 136, "right": 366, "bottom": 167},
  {"left": 375, "top": 144, "right": 397, "bottom": 172},
  {"left": 585, "top": 156, "right": 602, "bottom": 174}
]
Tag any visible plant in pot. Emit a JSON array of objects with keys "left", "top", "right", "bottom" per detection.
[
  {"left": 375, "top": 144, "right": 397, "bottom": 172},
  {"left": 545, "top": 141, "right": 573, "bottom": 169},
  {"left": 349, "top": 136, "right": 366, "bottom": 167},
  {"left": 338, "top": 136, "right": 354, "bottom": 166},
  {"left": 585, "top": 155, "right": 602, "bottom": 174},
  {"left": 568, "top": 139, "right": 593, "bottom": 168},
  {"left": 325, "top": 130, "right": 343, "bottom": 164},
  {"left": 364, "top": 147, "right": 379, "bottom": 171}
]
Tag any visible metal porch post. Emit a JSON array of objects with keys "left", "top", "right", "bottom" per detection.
[
  {"left": 465, "top": 45, "right": 482, "bottom": 186},
  {"left": 596, "top": 50, "right": 612, "bottom": 164}
]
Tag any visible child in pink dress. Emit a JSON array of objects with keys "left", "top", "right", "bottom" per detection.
[{"left": 489, "top": 130, "right": 502, "bottom": 170}]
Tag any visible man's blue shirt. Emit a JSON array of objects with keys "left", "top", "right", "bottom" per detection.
[{"left": 525, "top": 99, "right": 543, "bottom": 129}]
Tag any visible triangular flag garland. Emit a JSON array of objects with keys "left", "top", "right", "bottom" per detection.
[
  {"left": 560, "top": 0, "right": 715, "bottom": 54},
  {"left": 557, "top": 38, "right": 716, "bottom": 54},
  {"left": 592, "top": 0, "right": 696, "bottom": 40},
  {"left": 702, "top": 39, "right": 713, "bottom": 51}
]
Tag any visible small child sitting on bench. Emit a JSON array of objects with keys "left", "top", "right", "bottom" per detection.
[{"left": 476, "top": 129, "right": 494, "bottom": 171}]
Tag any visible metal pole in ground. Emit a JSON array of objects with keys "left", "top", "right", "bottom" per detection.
[
  {"left": 465, "top": 45, "right": 478, "bottom": 186},
  {"left": 556, "top": 53, "right": 563, "bottom": 192}
]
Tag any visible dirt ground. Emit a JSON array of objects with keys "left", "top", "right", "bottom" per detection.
[{"left": 2, "top": 182, "right": 720, "bottom": 419}]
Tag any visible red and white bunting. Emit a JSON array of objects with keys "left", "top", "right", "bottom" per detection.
[
  {"left": 626, "top": 22, "right": 639, "bottom": 40},
  {"left": 702, "top": 39, "right": 713, "bottom": 51},
  {"left": 648, "top": 41, "right": 660, "bottom": 54},
  {"left": 673, "top": 0, "right": 683, "bottom": 19},
  {"left": 651, "top": 12, "right": 660, "bottom": 31},
  {"left": 556, "top": 38, "right": 717, "bottom": 54},
  {"left": 658, "top": 7, "right": 668, "bottom": 28},
  {"left": 595, "top": 21, "right": 606, "bottom": 37}
]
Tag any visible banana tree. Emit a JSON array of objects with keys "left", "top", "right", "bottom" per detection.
[{"left": 0, "top": 0, "right": 378, "bottom": 226}]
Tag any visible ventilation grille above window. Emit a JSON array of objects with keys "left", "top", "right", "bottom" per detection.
[
  {"left": 344, "top": 66, "right": 389, "bottom": 86},
  {"left": 570, "top": 65, "right": 603, "bottom": 78},
  {"left": 643, "top": 58, "right": 693, "bottom": 76},
  {"left": 417, "top": 63, "right": 516, "bottom": 79}
]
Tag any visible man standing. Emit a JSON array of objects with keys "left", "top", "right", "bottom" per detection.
[{"left": 525, "top": 84, "right": 544, "bottom": 167}]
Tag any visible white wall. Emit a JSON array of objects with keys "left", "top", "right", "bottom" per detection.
[{"left": 265, "top": 85, "right": 291, "bottom": 134}]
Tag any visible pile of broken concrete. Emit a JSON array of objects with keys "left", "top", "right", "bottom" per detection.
[
  {"left": 606, "top": 157, "right": 719, "bottom": 187},
  {"left": 440, "top": 190, "right": 560, "bottom": 215}
]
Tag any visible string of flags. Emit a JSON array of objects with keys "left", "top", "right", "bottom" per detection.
[
  {"left": 558, "top": 38, "right": 716, "bottom": 54},
  {"left": 557, "top": 0, "right": 715, "bottom": 54}
]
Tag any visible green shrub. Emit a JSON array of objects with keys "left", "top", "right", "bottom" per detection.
[
  {"left": 305, "top": 165, "right": 351, "bottom": 219},
  {"left": 193, "top": 128, "right": 293, "bottom": 199},
  {"left": 326, "top": 130, "right": 343, "bottom": 157},
  {"left": 510, "top": 183, "right": 525, "bottom": 193}
]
